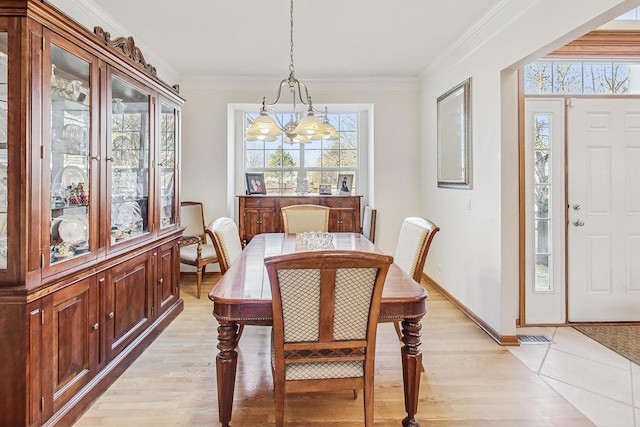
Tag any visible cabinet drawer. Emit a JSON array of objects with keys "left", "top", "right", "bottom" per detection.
[
  {"left": 243, "top": 197, "right": 276, "bottom": 208},
  {"left": 324, "top": 197, "right": 357, "bottom": 209},
  {"left": 279, "top": 197, "right": 321, "bottom": 207}
]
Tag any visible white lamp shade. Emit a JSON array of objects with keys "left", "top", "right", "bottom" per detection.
[
  {"left": 293, "top": 113, "right": 328, "bottom": 140},
  {"left": 246, "top": 114, "right": 282, "bottom": 135}
]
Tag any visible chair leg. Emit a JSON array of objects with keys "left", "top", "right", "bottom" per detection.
[
  {"left": 274, "top": 382, "right": 285, "bottom": 427},
  {"left": 393, "top": 321, "right": 403, "bottom": 342},
  {"left": 196, "top": 267, "right": 203, "bottom": 299}
]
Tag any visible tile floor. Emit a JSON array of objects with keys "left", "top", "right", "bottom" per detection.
[{"left": 509, "top": 326, "right": 639, "bottom": 427}]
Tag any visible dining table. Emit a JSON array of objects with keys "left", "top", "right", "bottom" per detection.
[{"left": 208, "top": 232, "right": 427, "bottom": 426}]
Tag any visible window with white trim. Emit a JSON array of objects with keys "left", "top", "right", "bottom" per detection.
[{"left": 244, "top": 112, "right": 359, "bottom": 195}]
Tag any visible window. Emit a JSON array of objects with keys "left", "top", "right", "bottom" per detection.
[
  {"left": 533, "top": 113, "right": 551, "bottom": 292},
  {"left": 244, "top": 112, "right": 358, "bottom": 195},
  {"left": 524, "top": 60, "right": 635, "bottom": 94}
]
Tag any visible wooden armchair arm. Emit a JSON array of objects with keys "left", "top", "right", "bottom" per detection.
[{"left": 180, "top": 235, "right": 202, "bottom": 248}]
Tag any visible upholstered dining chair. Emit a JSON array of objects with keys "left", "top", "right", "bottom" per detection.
[
  {"left": 361, "top": 205, "right": 377, "bottom": 243},
  {"left": 281, "top": 204, "right": 330, "bottom": 234},
  {"left": 207, "top": 217, "right": 243, "bottom": 275},
  {"left": 264, "top": 250, "right": 393, "bottom": 427},
  {"left": 179, "top": 201, "right": 218, "bottom": 299},
  {"left": 393, "top": 216, "right": 440, "bottom": 340}
]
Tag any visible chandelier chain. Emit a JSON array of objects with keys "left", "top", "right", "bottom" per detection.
[{"left": 289, "top": 0, "right": 295, "bottom": 75}]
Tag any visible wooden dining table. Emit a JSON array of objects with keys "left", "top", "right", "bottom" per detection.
[{"left": 208, "top": 232, "right": 427, "bottom": 426}]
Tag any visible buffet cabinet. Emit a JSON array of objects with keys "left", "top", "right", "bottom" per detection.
[
  {"left": 0, "top": 2, "right": 185, "bottom": 426},
  {"left": 238, "top": 195, "right": 362, "bottom": 243}
]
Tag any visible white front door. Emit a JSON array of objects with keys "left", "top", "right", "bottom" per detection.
[{"left": 567, "top": 98, "right": 640, "bottom": 322}]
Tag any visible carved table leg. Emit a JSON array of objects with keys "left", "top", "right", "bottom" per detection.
[
  {"left": 400, "top": 319, "right": 422, "bottom": 427},
  {"left": 216, "top": 320, "right": 239, "bottom": 427}
]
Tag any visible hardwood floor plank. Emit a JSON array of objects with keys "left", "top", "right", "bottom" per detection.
[{"left": 73, "top": 274, "right": 593, "bottom": 426}]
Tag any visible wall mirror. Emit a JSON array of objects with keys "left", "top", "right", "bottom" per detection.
[{"left": 437, "top": 78, "right": 471, "bottom": 189}]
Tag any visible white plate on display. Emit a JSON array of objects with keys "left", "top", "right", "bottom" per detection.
[
  {"left": 55, "top": 215, "right": 88, "bottom": 242},
  {"left": 59, "top": 166, "right": 87, "bottom": 188}
]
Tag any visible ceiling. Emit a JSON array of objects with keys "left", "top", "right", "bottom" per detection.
[{"left": 89, "top": 0, "right": 502, "bottom": 79}]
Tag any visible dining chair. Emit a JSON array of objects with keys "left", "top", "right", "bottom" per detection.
[
  {"left": 281, "top": 204, "right": 330, "bottom": 234},
  {"left": 264, "top": 250, "right": 393, "bottom": 427},
  {"left": 207, "top": 217, "right": 243, "bottom": 275},
  {"left": 208, "top": 217, "right": 246, "bottom": 340},
  {"left": 179, "top": 201, "right": 218, "bottom": 299},
  {"left": 393, "top": 216, "right": 440, "bottom": 340},
  {"left": 361, "top": 205, "right": 377, "bottom": 243}
]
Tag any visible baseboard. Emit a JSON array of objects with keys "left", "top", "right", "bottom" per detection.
[{"left": 423, "top": 274, "right": 519, "bottom": 346}]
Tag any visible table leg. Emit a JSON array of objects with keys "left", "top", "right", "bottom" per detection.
[
  {"left": 216, "top": 320, "right": 239, "bottom": 427},
  {"left": 400, "top": 319, "right": 422, "bottom": 427}
]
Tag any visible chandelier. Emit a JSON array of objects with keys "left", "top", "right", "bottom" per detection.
[{"left": 245, "top": 0, "right": 340, "bottom": 144}]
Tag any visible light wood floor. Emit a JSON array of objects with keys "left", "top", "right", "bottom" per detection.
[{"left": 73, "top": 274, "right": 593, "bottom": 426}]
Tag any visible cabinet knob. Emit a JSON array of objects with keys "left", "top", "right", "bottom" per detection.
[
  {"left": 91, "top": 155, "right": 101, "bottom": 161},
  {"left": 105, "top": 157, "right": 113, "bottom": 162},
  {"left": 108, "top": 312, "right": 114, "bottom": 319},
  {"left": 93, "top": 322, "right": 99, "bottom": 330},
  {"left": 257, "top": 201, "right": 262, "bottom": 207},
  {"left": 338, "top": 201, "right": 343, "bottom": 207},
  {"left": 159, "top": 278, "right": 164, "bottom": 284}
]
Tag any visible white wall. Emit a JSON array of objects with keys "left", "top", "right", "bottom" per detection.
[
  {"left": 179, "top": 77, "right": 421, "bottom": 255},
  {"left": 420, "top": 0, "right": 640, "bottom": 337}
]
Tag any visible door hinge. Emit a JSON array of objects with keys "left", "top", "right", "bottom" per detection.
[
  {"left": 151, "top": 306, "right": 154, "bottom": 316},
  {"left": 41, "top": 309, "right": 44, "bottom": 325},
  {"left": 41, "top": 396, "right": 44, "bottom": 411},
  {"left": 40, "top": 145, "right": 45, "bottom": 159},
  {"left": 40, "top": 254, "right": 45, "bottom": 268},
  {"left": 42, "top": 37, "right": 45, "bottom": 51},
  {"left": 175, "top": 285, "right": 178, "bottom": 295}
]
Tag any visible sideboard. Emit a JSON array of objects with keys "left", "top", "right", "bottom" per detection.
[{"left": 238, "top": 195, "right": 362, "bottom": 243}]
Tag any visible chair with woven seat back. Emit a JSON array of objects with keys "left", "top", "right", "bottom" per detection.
[
  {"left": 207, "top": 217, "right": 243, "bottom": 275},
  {"left": 179, "top": 201, "right": 218, "bottom": 299},
  {"left": 361, "top": 205, "right": 377, "bottom": 243},
  {"left": 281, "top": 204, "right": 330, "bottom": 234},
  {"left": 392, "top": 216, "right": 439, "bottom": 340},
  {"left": 264, "top": 250, "right": 393, "bottom": 427}
]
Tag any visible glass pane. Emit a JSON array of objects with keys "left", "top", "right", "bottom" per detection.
[
  {"left": 552, "top": 62, "right": 583, "bottom": 94},
  {"left": 110, "top": 76, "right": 150, "bottom": 244},
  {"left": 534, "top": 254, "right": 551, "bottom": 291},
  {"left": 0, "top": 33, "right": 6, "bottom": 270},
  {"left": 524, "top": 62, "right": 552, "bottom": 94},
  {"left": 49, "top": 44, "right": 91, "bottom": 265},
  {"left": 159, "top": 103, "right": 176, "bottom": 228}
]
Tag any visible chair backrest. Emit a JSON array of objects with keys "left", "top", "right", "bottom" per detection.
[
  {"left": 180, "top": 201, "right": 207, "bottom": 242},
  {"left": 281, "top": 204, "right": 330, "bottom": 234},
  {"left": 207, "top": 217, "right": 243, "bottom": 275},
  {"left": 264, "top": 250, "right": 393, "bottom": 380},
  {"left": 362, "top": 205, "right": 377, "bottom": 243},
  {"left": 394, "top": 217, "right": 440, "bottom": 282}
]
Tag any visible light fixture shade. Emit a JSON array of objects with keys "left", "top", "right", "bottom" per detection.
[
  {"left": 246, "top": 114, "right": 282, "bottom": 137},
  {"left": 321, "top": 119, "right": 340, "bottom": 140},
  {"left": 283, "top": 133, "right": 312, "bottom": 144},
  {"left": 246, "top": 126, "right": 280, "bottom": 142},
  {"left": 293, "top": 113, "right": 328, "bottom": 140}
]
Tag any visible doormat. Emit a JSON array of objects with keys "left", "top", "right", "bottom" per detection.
[{"left": 574, "top": 325, "right": 640, "bottom": 366}]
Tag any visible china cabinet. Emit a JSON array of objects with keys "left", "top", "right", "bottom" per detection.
[
  {"left": 238, "top": 195, "right": 361, "bottom": 244},
  {"left": 0, "top": 2, "right": 184, "bottom": 426}
]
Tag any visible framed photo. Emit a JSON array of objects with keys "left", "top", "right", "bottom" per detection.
[
  {"left": 437, "top": 78, "right": 472, "bottom": 189},
  {"left": 336, "top": 174, "right": 354, "bottom": 195},
  {"left": 245, "top": 172, "right": 266, "bottom": 195},
  {"left": 319, "top": 184, "right": 332, "bottom": 195}
]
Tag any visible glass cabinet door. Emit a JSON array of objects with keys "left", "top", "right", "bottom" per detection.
[
  {"left": 48, "top": 44, "right": 91, "bottom": 265},
  {"left": 109, "top": 75, "right": 150, "bottom": 245},
  {"left": 0, "top": 33, "right": 6, "bottom": 270},
  {"left": 159, "top": 102, "right": 177, "bottom": 230}
]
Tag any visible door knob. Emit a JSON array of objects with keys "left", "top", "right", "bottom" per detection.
[
  {"left": 573, "top": 220, "right": 585, "bottom": 227},
  {"left": 572, "top": 204, "right": 581, "bottom": 211}
]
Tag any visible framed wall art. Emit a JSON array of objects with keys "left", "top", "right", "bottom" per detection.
[{"left": 437, "top": 78, "right": 472, "bottom": 189}]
